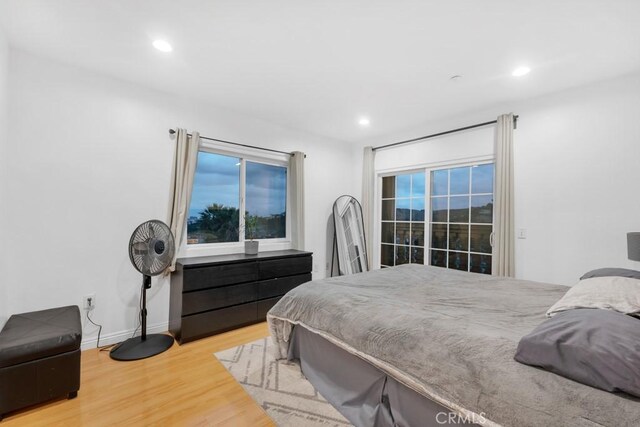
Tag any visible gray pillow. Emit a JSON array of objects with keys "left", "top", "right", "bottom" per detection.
[
  {"left": 580, "top": 267, "right": 640, "bottom": 281},
  {"left": 515, "top": 309, "right": 640, "bottom": 397}
]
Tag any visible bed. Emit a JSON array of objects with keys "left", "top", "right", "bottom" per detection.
[{"left": 267, "top": 264, "right": 640, "bottom": 427}]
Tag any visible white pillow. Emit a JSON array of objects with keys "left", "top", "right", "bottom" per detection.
[{"left": 546, "top": 276, "right": 640, "bottom": 317}]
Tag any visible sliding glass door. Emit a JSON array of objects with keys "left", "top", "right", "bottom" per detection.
[
  {"left": 379, "top": 163, "right": 494, "bottom": 274},
  {"left": 429, "top": 164, "right": 494, "bottom": 274},
  {"left": 380, "top": 171, "right": 425, "bottom": 267}
]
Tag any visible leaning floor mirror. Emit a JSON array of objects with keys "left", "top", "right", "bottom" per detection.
[{"left": 332, "top": 195, "right": 369, "bottom": 276}]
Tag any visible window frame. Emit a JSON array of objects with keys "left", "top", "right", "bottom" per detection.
[
  {"left": 181, "top": 140, "right": 292, "bottom": 258},
  {"left": 374, "top": 155, "right": 494, "bottom": 270}
]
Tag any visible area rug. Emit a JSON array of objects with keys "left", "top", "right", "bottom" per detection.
[{"left": 215, "top": 337, "right": 351, "bottom": 427}]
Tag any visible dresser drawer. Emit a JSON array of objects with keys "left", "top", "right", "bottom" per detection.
[
  {"left": 183, "top": 262, "right": 258, "bottom": 291},
  {"left": 181, "top": 302, "right": 258, "bottom": 343},
  {"left": 258, "top": 256, "right": 312, "bottom": 279},
  {"left": 257, "top": 297, "right": 281, "bottom": 319},
  {"left": 182, "top": 282, "right": 258, "bottom": 316},
  {"left": 257, "top": 273, "right": 311, "bottom": 300}
]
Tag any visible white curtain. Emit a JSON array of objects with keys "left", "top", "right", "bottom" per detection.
[
  {"left": 290, "top": 152, "right": 305, "bottom": 250},
  {"left": 166, "top": 128, "right": 200, "bottom": 272},
  {"left": 362, "top": 146, "right": 376, "bottom": 270},
  {"left": 492, "top": 114, "right": 515, "bottom": 277}
]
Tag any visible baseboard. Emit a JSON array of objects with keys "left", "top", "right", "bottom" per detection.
[{"left": 80, "top": 321, "right": 170, "bottom": 351}]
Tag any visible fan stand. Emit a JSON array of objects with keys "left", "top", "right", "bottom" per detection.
[{"left": 110, "top": 275, "right": 174, "bottom": 361}]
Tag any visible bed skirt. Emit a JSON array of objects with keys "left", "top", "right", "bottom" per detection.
[{"left": 287, "top": 325, "right": 482, "bottom": 427}]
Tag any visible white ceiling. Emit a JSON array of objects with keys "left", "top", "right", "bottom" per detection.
[{"left": 1, "top": 0, "right": 639, "bottom": 142}]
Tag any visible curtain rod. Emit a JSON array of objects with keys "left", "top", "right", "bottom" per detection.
[
  {"left": 168, "top": 129, "right": 302, "bottom": 157},
  {"left": 372, "top": 115, "right": 519, "bottom": 152}
]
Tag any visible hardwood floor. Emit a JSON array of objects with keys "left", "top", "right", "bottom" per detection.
[{"left": 3, "top": 323, "right": 274, "bottom": 426}]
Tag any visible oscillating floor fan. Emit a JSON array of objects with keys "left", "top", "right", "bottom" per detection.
[{"left": 110, "top": 220, "right": 175, "bottom": 361}]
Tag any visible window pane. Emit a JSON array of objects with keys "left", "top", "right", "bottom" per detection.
[
  {"left": 472, "top": 164, "right": 494, "bottom": 194},
  {"left": 470, "top": 225, "right": 492, "bottom": 254},
  {"left": 246, "top": 161, "right": 287, "bottom": 239},
  {"left": 396, "top": 198, "right": 410, "bottom": 221},
  {"left": 396, "top": 245, "right": 410, "bottom": 265},
  {"left": 471, "top": 195, "right": 493, "bottom": 223},
  {"left": 411, "top": 223, "right": 424, "bottom": 247},
  {"left": 450, "top": 167, "right": 470, "bottom": 195},
  {"left": 411, "top": 172, "right": 425, "bottom": 197},
  {"left": 431, "top": 223, "right": 447, "bottom": 249},
  {"left": 470, "top": 254, "right": 492, "bottom": 274},
  {"left": 381, "top": 222, "right": 394, "bottom": 244},
  {"left": 411, "top": 247, "right": 424, "bottom": 264},
  {"left": 411, "top": 198, "right": 425, "bottom": 221},
  {"left": 381, "top": 244, "right": 394, "bottom": 266},
  {"left": 187, "top": 152, "right": 240, "bottom": 244},
  {"left": 448, "top": 251, "right": 468, "bottom": 271},
  {"left": 449, "top": 196, "right": 469, "bottom": 223},
  {"left": 382, "top": 176, "right": 395, "bottom": 198},
  {"left": 430, "top": 250, "right": 447, "bottom": 267},
  {"left": 449, "top": 224, "right": 469, "bottom": 251},
  {"left": 431, "top": 170, "right": 448, "bottom": 196},
  {"left": 431, "top": 197, "right": 448, "bottom": 222},
  {"left": 382, "top": 200, "right": 395, "bottom": 221},
  {"left": 396, "top": 174, "right": 411, "bottom": 198},
  {"left": 396, "top": 222, "right": 411, "bottom": 246}
]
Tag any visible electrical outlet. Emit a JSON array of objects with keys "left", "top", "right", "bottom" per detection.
[{"left": 83, "top": 294, "right": 96, "bottom": 311}]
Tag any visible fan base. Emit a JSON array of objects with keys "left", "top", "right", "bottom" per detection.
[{"left": 109, "top": 334, "right": 174, "bottom": 361}]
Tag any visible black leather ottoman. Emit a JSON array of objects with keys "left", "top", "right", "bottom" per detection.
[{"left": 0, "top": 306, "right": 82, "bottom": 420}]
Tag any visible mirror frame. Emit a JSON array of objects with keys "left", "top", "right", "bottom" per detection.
[{"left": 331, "top": 195, "right": 369, "bottom": 276}]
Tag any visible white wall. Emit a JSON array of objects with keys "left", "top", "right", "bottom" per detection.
[
  {"left": 512, "top": 73, "right": 640, "bottom": 285},
  {"left": 362, "top": 72, "right": 640, "bottom": 286},
  {"left": 3, "top": 50, "right": 356, "bottom": 345},
  {"left": 0, "top": 24, "right": 9, "bottom": 326}
]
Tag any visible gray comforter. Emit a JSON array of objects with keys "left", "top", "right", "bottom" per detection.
[{"left": 267, "top": 265, "right": 640, "bottom": 427}]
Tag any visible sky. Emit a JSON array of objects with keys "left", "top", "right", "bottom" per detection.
[{"left": 189, "top": 152, "right": 287, "bottom": 218}]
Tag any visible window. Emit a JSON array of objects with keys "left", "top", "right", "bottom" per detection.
[
  {"left": 187, "top": 151, "right": 288, "bottom": 245},
  {"left": 380, "top": 171, "right": 425, "bottom": 267},
  {"left": 430, "top": 164, "right": 494, "bottom": 274},
  {"left": 245, "top": 161, "right": 287, "bottom": 239},
  {"left": 379, "top": 163, "right": 494, "bottom": 274}
]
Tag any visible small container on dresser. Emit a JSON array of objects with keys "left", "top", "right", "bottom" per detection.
[{"left": 169, "top": 250, "right": 312, "bottom": 344}]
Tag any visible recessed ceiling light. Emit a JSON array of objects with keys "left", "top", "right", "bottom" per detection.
[
  {"left": 153, "top": 39, "right": 173, "bottom": 53},
  {"left": 512, "top": 66, "right": 530, "bottom": 77},
  {"left": 358, "top": 117, "right": 371, "bottom": 127}
]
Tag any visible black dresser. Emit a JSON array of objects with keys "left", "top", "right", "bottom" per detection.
[{"left": 169, "top": 250, "right": 312, "bottom": 344}]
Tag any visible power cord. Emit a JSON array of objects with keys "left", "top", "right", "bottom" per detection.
[
  {"left": 86, "top": 309, "right": 103, "bottom": 349},
  {"left": 91, "top": 282, "right": 146, "bottom": 352},
  {"left": 98, "top": 343, "right": 116, "bottom": 352},
  {"left": 131, "top": 281, "right": 144, "bottom": 338},
  {"left": 100, "top": 282, "right": 145, "bottom": 353}
]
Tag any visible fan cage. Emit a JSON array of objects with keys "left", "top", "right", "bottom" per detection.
[{"left": 128, "top": 220, "right": 175, "bottom": 276}]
